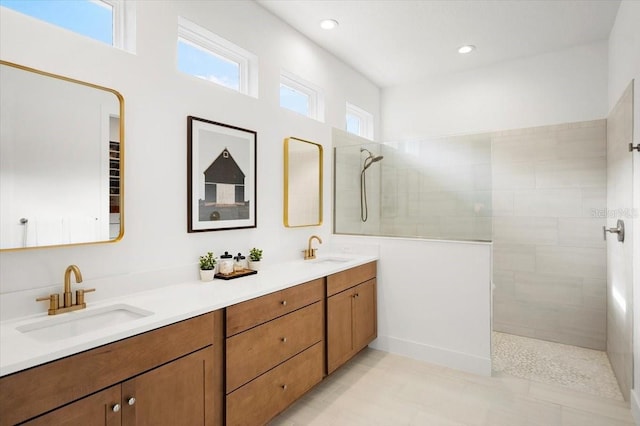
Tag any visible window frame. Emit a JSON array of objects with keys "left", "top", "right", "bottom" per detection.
[
  {"left": 346, "top": 102, "right": 374, "bottom": 140},
  {"left": 280, "top": 70, "right": 325, "bottom": 122},
  {"left": 177, "top": 16, "right": 258, "bottom": 98},
  {"left": 0, "top": 0, "right": 136, "bottom": 52},
  {"left": 103, "top": 0, "right": 136, "bottom": 52}
]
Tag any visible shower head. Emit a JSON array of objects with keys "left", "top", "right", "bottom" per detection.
[{"left": 361, "top": 148, "right": 384, "bottom": 171}]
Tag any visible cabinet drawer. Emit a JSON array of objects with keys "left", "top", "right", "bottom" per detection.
[
  {"left": 226, "top": 278, "right": 324, "bottom": 336},
  {"left": 226, "top": 342, "right": 323, "bottom": 426},
  {"left": 0, "top": 313, "right": 215, "bottom": 426},
  {"left": 327, "top": 261, "right": 376, "bottom": 296},
  {"left": 226, "top": 301, "right": 323, "bottom": 393}
]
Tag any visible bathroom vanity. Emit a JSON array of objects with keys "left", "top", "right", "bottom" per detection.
[{"left": 0, "top": 258, "right": 377, "bottom": 425}]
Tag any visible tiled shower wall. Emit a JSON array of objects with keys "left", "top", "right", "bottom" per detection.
[
  {"left": 333, "top": 131, "right": 492, "bottom": 242},
  {"left": 379, "top": 134, "right": 492, "bottom": 241},
  {"left": 492, "top": 119, "right": 607, "bottom": 350}
]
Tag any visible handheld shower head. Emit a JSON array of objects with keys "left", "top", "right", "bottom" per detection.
[
  {"left": 359, "top": 148, "right": 383, "bottom": 222},
  {"left": 361, "top": 148, "right": 384, "bottom": 171}
]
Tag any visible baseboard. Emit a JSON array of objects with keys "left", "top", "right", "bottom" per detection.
[
  {"left": 631, "top": 388, "right": 640, "bottom": 426},
  {"left": 370, "top": 335, "right": 492, "bottom": 376}
]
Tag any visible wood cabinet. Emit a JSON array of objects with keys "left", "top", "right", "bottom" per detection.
[
  {"left": 1, "top": 311, "right": 224, "bottom": 426},
  {"left": 24, "top": 347, "right": 214, "bottom": 426},
  {"left": 225, "top": 278, "right": 325, "bottom": 426},
  {"left": 327, "top": 262, "right": 377, "bottom": 374},
  {"left": 2, "top": 261, "right": 377, "bottom": 426},
  {"left": 226, "top": 342, "right": 323, "bottom": 426},
  {"left": 23, "top": 385, "right": 122, "bottom": 426}
]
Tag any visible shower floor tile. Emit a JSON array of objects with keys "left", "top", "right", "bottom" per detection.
[{"left": 492, "top": 331, "right": 623, "bottom": 401}]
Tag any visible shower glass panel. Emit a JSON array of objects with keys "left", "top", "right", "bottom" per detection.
[{"left": 334, "top": 131, "right": 492, "bottom": 242}]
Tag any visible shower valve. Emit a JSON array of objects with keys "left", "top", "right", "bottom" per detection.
[{"left": 603, "top": 219, "right": 625, "bottom": 243}]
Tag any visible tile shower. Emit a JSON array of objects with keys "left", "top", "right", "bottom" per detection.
[
  {"left": 492, "top": 120, "right": 607, "bottom": 350},
  {"left": 334, "top": 119, "right": 609, "bottom": 382}
]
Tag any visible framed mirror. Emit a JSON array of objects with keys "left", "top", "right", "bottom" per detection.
[
  {"left": 284, "top": 137, "right": 323, "bottom": 227},
  {"left": 0, "top": 61, "right": 124, "bottom": 251}
]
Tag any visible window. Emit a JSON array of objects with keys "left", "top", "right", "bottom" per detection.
[
  {"left": 0, "top": 0, "right": 135, "bottom": 51},
  {"left": 346, "top": 102, "right": 374, "bottom": 140},
  {"left": 178, "top": 17, "right": 258, "bottom": 97},
  {"left": 280, "top": 71, "right": 324, "bottom": 121}
]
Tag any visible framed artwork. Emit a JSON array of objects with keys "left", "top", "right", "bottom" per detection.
[{"left": 187, "top": 116, "right": 257, "bottom": 232}]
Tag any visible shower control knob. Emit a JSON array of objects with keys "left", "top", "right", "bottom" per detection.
[{"left": 603, "top": 219, "right": 625, "bottom": 242}]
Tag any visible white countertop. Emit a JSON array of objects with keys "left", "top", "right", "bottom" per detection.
[{"left": 0, "top": 254, "right": 377, "bottom": 377}]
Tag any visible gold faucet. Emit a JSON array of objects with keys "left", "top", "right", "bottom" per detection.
[
  {"left": 36, "top": 265, "right": 95, "bottom": 315},
  {"left": 304, "top": 235, "right": 322, "bottom": 260}
]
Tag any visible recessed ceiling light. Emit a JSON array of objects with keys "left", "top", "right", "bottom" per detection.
[
  {"left": 458, "top": 45, "right": 476, "bottom": 54},
  {"left": 320, "top": 19, "right": 339, "bottom": 30}
]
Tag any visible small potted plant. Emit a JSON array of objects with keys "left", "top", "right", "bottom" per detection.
[
  {"left": 248, "top": 247, "right": 263, "bottom": 271},
  {"left": 199, "top": 251, "right": 217, "bottom": 281}
]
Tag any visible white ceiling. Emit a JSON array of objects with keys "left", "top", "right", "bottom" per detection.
[{"left": 257, "top": 0, "right": 621, "bottom": 88}]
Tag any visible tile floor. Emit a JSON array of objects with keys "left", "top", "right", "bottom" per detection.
[
  {"left": 492, "top": 332, "right": 623, "bottom": 401},
  {"left": 271, "top": 347, "right": 634, "bottom": 426}
]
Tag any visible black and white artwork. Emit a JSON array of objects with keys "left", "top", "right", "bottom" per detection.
[{"left": 187, "top": 116, "right": 256, "bottom": 232}]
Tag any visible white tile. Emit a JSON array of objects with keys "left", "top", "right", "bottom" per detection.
[
  {"left": 493, "top": 191, "right": 515, "bottom": 217},
  {"left": 493, "top": 244, "right": 536, "bottom": 273},
  {"left": 271, "top": 348, "right": 634, "bottom": 426},
  {"left": 581, "top": 278, "right": 606, "bottom": 312},
  {"left": 493, "top": 217, "right": 558, "bottom": 245},
  {"left": 513, "top": 189, "right": 582, "bottom": 218},
  {"left": 535, "top": 246, "right": 606, "bottom": 280},
  {"left": 493, "top": 162, "right": 536, "bottom": 190},
  {"left": 535, "top": 158, "right": 606, "bottom": 189},
  {"left": 492, "top": 133, "right": 557, "bottom": 164},
  {"left": 561, "top": 407, "right": 635, "bottom": 426},
  {"left": 512, "top": 272, "right": 583, "bottom": 307},
  {"left": 555, "top": 125, "right": 606, "bottom": 160},
  {"left": 557, "top": 217, "right": 606, "bottom": 248},
  {"left": 580, "top": 187, "right": 607, "bottom": 218}
]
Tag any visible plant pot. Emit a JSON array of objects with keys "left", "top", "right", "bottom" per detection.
[
  {"left": 248, "top": 260, "right": 261, "bottom": 271},
  {"left": 200, "top": 269, "right": 215, "bottom": 282}
]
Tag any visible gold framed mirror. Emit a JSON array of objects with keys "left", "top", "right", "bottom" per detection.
[
  {"left": 284, "top": 137, "right": 323, "bottom": 227},
  {"left": 0, "top": 61, "right": 124, "bottom": 251}
]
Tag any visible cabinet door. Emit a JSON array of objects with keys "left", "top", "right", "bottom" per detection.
[
  {"left": 24, "top": 385, "right": 121, "bottom": 426},
  {"left": 121, "top": 347, "right": 214, "bottom": 426},
  {"left": 327, "top": 288, "right": 355, "bottom": 374},
  {"left": 354, "top": 279, "right": 377, "bottom": 352}
]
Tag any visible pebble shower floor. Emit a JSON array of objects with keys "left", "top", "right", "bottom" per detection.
[{"left": 492, "top": 331, "right": 623, "bottom": 401}]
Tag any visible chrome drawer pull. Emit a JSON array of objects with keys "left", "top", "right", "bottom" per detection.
[{"left": 112, "top": 403, "right": 121, "bottom": 413}]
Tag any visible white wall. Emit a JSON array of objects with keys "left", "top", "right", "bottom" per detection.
[
  {"left": 382, "top": 41, "right": 608, "bottom": 140},
  {"left": 0, "top": 2, "right": 380, "bottom": 314},
  {"left": 332, "top": 236, "right": 493, "bottom": 376},
  {"left": 607, "top": 0, "right": 640, "bottom": 419}
]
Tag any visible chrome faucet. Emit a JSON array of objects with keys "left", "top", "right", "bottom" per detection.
[
  {"left": 36, "top": 265, "right": 95, "bottom": 315},
  {"left": 304, "top": 235, "right": 322, "bottom": 260}
]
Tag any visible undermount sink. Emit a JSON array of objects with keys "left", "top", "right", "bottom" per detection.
[
  {"left": 16, "top": 303, "right": 154, "bottom": 342},
  {"left": 310, "top": 257, "right": 351, "bottom": 264}
]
